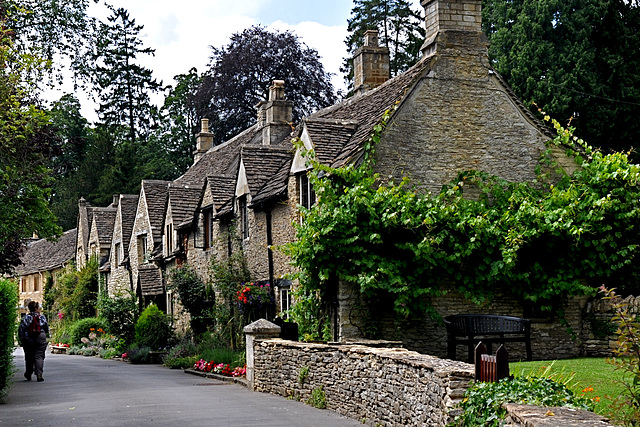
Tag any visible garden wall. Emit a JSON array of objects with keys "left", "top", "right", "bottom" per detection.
[
  {"left": 339, "top": 283, "right": 639, "bottom": 361},
  {"left": 251, "top": 338, "right": 474, "bottom": 426}
]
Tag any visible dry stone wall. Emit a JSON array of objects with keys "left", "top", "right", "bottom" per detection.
[{"left": 252, "top": 339, "right": 474, "bottom": 426}]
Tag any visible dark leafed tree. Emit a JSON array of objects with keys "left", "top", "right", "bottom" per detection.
[
  {"left": 483, "top": 0, "right": 640, "bottom": 157},
  {"left": 342, "top": 0, "right": 424, "bottom": 93},
  {"left": 196, "top": 25, "right": 338, "bottom": 142},
  {"left": 92, "top": 5, "right": 162, "bottom": 145}
]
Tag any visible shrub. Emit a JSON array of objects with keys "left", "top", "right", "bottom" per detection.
[
  {"left": 135, "top": 304, "right": 172, "bottom": 350},
  {"left": 127, "top": 345, "right": 151, "bottom": 364},
  {"left": 168, "top": 266, "right": 213, "bottom": 335},
  {"left": 453, "top": 377, "right": 592, "bottom": 426},
  {"left": 164, "top": 356, "right": 198, "bottom": 369},
  {"left": 601, "top": 286, "right": 640, "bottom": 425},
  {"left": 97, "top": 290, "right": 137, "bottom": 343},
  {"left": 198, "top": 346, "right": 244, "bottom": 367},
  {"left": 0, "top": 278, "right": 18, "bottom": 403},
  {"left": 69, "top": 317, "right": 109, "bottom": 346},
  {"left": 307, "top": 386, "right": 326, "bottom": 409}
]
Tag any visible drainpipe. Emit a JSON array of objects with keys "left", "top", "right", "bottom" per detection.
[{"left": 266, "top": 209, "right": 274, "bottom": 286}]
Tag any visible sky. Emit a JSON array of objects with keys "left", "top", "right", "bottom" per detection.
[{"left": 45, "top": 0, "right": 424, "bottom": 122}]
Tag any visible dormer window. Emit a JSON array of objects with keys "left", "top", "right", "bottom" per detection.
[
  {"left": 137, "top": 234, "right": 148, "bottom": 264},
  {"left": 114, "top": 242, "right": 121, "bottom": 266},
  {"left": 299, "top": 173, "right": 316, "bottom": 210},
  {"left": 166, "top": 223, "right": 174, "bottom": 254},
  {"left": 238, "top": 195, "right": 249, "bottom": 240},
  {"left": 203, "top": 209, "right": 213, "bottom": 249}
]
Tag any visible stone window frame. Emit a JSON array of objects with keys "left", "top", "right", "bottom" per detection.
[
  {"left": 137, "top": 234, "right": 148, "bottom": 264},
  {"left": 114, "top": 242, "right": 121, "bottom": 267},
  {"left": 166, "top": 223, "right": 174, "bottom": 254},
  {"left": 203, "top": 208, "right": 213, "bottom": 249}
]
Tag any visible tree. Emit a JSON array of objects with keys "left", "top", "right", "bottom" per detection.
[
  {"left": 91, "top": 5, "right": 162, "bottom": 145},
  {"left": 342, "top": 0, "right": 424, "bottom": 92},
  {"left": 196, "top": 26, "right": 338, "bottom": 142},
  {"left": 1, "top": 0, "right": 98, "bottom": 88},
  {"left": 152, "top": 68, "right": 203, "bottom": 177},
  {"left": 0, "top": 20, "right": 61, "bottom": 273},
  {"left": 483, "top": 0, "right": 640, "bottom": 157}
]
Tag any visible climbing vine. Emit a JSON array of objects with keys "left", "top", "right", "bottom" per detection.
[{"left": 285, "top": 111, "right": 640, "bottom": 326}]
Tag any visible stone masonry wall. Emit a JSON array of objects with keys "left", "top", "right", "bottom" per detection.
[{"left": 252, "top": 339, "right": 474, "bottom": 427}]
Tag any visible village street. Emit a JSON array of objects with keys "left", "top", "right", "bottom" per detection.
[{"left": 1, "top": 348, "right": 361, "bottom": 426}]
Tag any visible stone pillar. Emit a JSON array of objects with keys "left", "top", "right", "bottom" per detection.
[{"left": 244, "top": 319, "right": 281, "bottom": 390}]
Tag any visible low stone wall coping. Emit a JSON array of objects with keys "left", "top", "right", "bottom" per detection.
[{"left": 503, "top": 403, "right": 613, "bottom": 426}]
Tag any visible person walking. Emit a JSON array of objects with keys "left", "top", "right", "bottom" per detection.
[{"left": 18, "top": 301, "right": 49, "bottom": 382}]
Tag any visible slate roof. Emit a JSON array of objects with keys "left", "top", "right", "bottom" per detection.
[
  {"left": 245, "top": 145, "right": 294, "bottom": 207},
  {"left": 16, "top": 229, "right": 78, "bottom": 275},
  {"left": 306, "top": 57, "right": 432, "bottom": 167},
  {"left": 92, "top": 207, "right": 116, "bottom": 246},
  {"left": 141, "top": 180, "right": 170, "bottom": 246},
  {"left": 167, "top": 183, "right": 203, "bottom": 228},
  {"left": 138, "top": 264, "right": 163, "bottom": 296},
  {"left": 175, "top": 125, "right": 260, "bottom": 187},
  {"left": 241, "top": 145, "right": 293, "bottom": 199},
  {"left": 207, "top": 175, "right": 236, "bottom": 217},
  {"left": 118, "top": 195, "right": 139, "bottom": 258}
]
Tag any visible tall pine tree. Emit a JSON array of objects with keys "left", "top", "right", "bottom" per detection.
[
  {"left": 483, "top": 0, "right": 640, "bottom": 157},
  {"left": 342, "top": 0, "right": 424, "bottom": 93},
  {"left": 92, "top": 6, "right": 162, "bottom": 145}
]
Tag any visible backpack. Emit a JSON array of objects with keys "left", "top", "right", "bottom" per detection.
[{"left": 27, "top": 314, "right": 41, "bottom": 336}]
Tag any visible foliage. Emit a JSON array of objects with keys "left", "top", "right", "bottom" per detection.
[
  {"left": 163, "top": 339, "right": 198, "bottom": 369},
  {"left": 298, "top": 365, "right": 309, "bottom": 386},
  {"left": 96, "top": 289, "right": 138, "bottom": 343},
  {"left": 50, "top": 260, "right": 99, "bottom": 321},
  {"left": 307, "top": 386, "right": 327, "bottom": 409},
  {"left": 453, "top": 376, "right": 592, "bottom": 426},
  {"left": 209, "top": 242, "right": 251, "bottom": 350},
  {"left": 513, "top": 358, "right": 626, "bottom": 416},
  {"left": 0, "top": 278, "right": 18, "bottom": 403},
  {"left": 0, "top": 19, "right": 62, "bottom": 273},
  {"left": 168, "top": 265, "right": 213, "bottom": 335},
  {"left": 483, "top": 0, "right": 640, "bottom": 159},
  {"left": 602, "top": 286, "right": 640, "bottom": 425},
  {"left": 236, "top": 282, "right": 275, "bottom": 322},
  {"left": 69, "top": 317, "right": 109, "bottom": 346},
  {"left": 195, "top": 25, "right": 338, "bottom": 142},
  {"left": 1, "top": 0, "right": 98, "bottom": 88},
  {"left": 342, "top": 0, "right": 424, "bottom": 92},
  {"left": 134, "top": 304, "right": 172, "bottom": 350},
  {"left": 164, "top": 355, "right": 198, "bottom": 370},
  {"left": 286, "top": 111, "right": 640, "bottom": 323},
  {"left": 197, "top": 346, "right": 244, "bottom": 368},
  {"left": 125, "top": 344, "right": 152, "bottom": 364}
]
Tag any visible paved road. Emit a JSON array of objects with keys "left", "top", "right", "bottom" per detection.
[{"left": 1, "top": 347, "right": 361, "bottom": 426}]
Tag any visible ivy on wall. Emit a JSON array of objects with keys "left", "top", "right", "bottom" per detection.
[{"left": 285, "top": 111, "right": 640, "bottom": 333}]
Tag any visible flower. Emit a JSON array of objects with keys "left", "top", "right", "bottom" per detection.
[
  {"left": 57, "top": 312, "right": 64, "bottom": 320},
  {"left": 232, "top": 366, "right": 247, "bottom": 377},
  {"left": 121, "top": 352, "right": 128, "bottom": 359},
  {"left": 81, "top": 337, "right": 90, "bottom": 344}
]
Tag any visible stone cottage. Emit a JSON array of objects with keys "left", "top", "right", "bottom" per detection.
[
  {"left": 16, "top": 228, "right": 77, "bottom": 315},
  {"left": 72, "top": 0, "right": 612, "bottom": 360}
]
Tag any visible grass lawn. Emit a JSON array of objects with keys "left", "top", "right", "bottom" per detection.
[{"left": 511, "top": 357, "right": 628, "bottom": 416}]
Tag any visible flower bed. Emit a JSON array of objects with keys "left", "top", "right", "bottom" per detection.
[{"left": 192, "top": 359, "right": 246, "bottom": 377}]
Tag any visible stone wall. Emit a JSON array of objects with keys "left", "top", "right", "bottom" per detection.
[
  {"left": 252, "top": 339, "right": 474, "bottom": 426},
  {"left": 338, "top": 280, "right": 634, "bottom": 361}
]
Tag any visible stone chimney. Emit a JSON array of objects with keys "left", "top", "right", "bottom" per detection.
[
  {"left": 353, "top": 29, "right": 390, "bottom": 95},
  {"left": 256, "top": 80, "right": 293, "bottom": 145},
  {"left": 193, "top": 118, "right": 214, "bottom": 164},
  {"left": 420, "top": 0, "right": 487, "bottom": 58}
]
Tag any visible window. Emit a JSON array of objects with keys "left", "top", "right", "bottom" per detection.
[
  {"left": 33, "top": 275, "right": 40, "bottom": 292},
  {"left": 21, "top": 278, "right": 26, "bottom": 293},
  {"left": 166, "top": 223, "right": 173, "bottom": 253},
  {"left": 239, "top": 196, "right": 249, "bottom": 240},
  {"left": 299, "top": 173, "right": 316, "bottom": 210},
  {"left": 203, "top": 209, "right": 212, "bottom": 249},
  {"left": 280, "top": 287, "right": 291, "bottom": 318},
  {"left": 114, "top": 243, "right": 121, "bottom": 266},
  {"left": 137, "top": 234, "right": 147, "bottom": 264}
]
